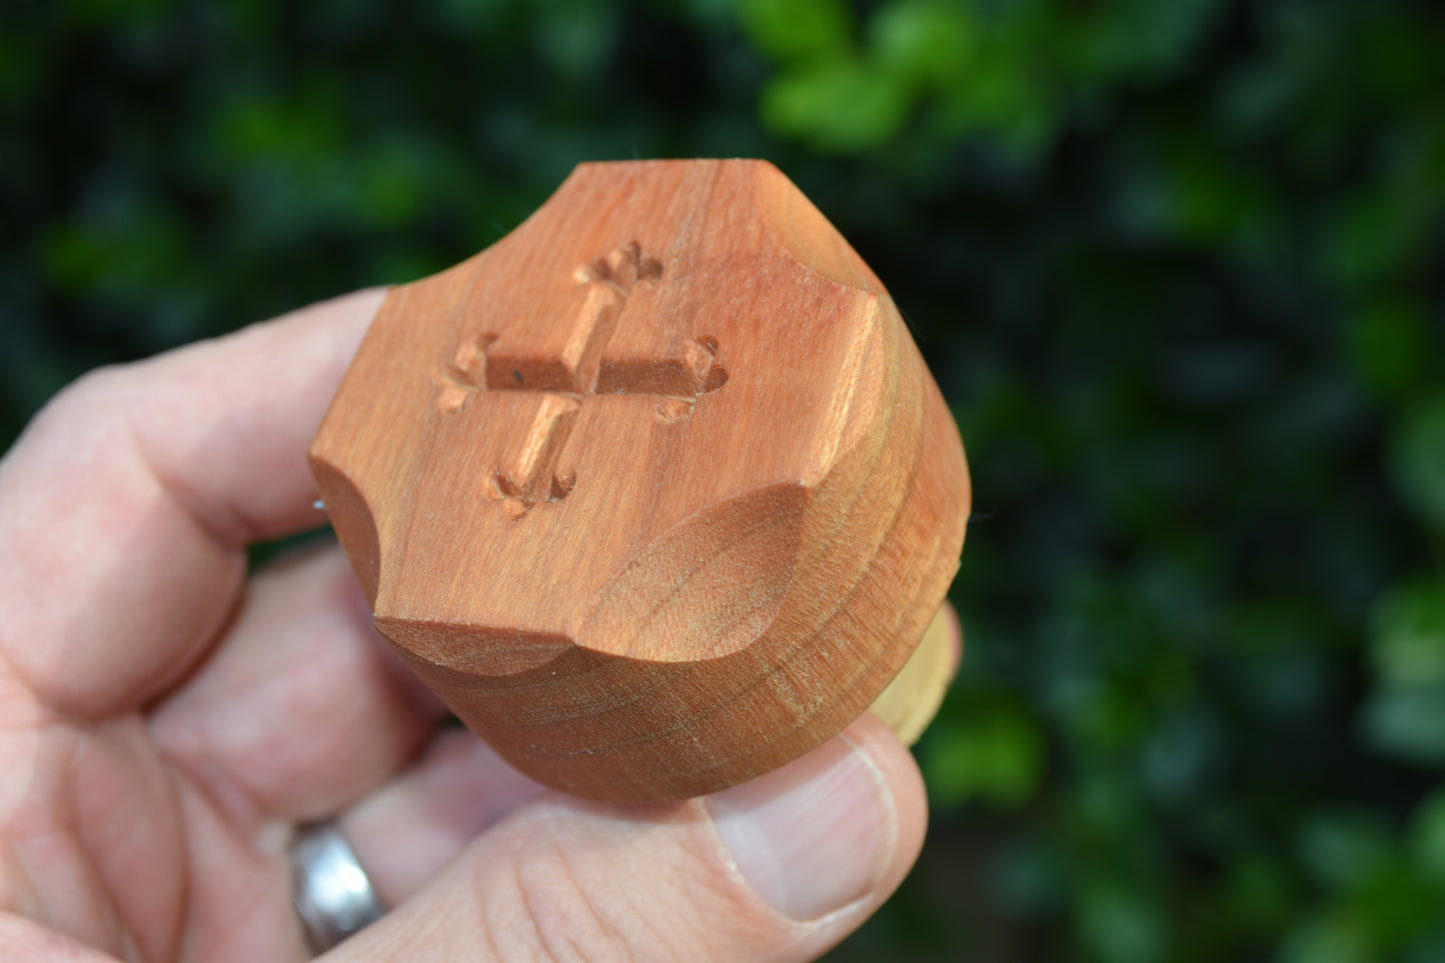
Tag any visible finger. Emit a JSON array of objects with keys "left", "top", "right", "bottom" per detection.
[
  {"left": 0, "top": 913, "right": 126, "bottom": 961},
  {"left": 0, "top": 288, "right": 386, "bottom": 718},
  {"left": 330, "top": 713, "right": 927, "bottom": 963},
  {"left": 162, "top": 776, "right": 305, "bottom": 963},
  {"left": 340, "top": 729, "right": 546, "bottom": 907},
  {"left": 150, "top": 545, "right": 444, "bottom": 828}
]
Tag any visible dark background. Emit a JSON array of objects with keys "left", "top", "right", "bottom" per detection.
[{"left": 4, "top": 0, "right": 1444, "bottom": 959}]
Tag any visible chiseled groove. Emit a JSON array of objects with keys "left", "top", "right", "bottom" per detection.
[{"left": 454, "top": 241, "right": 735, "bottom": 514}]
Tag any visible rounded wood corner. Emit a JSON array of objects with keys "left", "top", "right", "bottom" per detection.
[
  {"left": 751, "top": 161, "right": 887, "bottom": 296},
  {"left": 308, "top": 454, "right": 382, "bottom": 607},
  {"left": 576, "top": 482, "right": 807, "bottom": 662}
]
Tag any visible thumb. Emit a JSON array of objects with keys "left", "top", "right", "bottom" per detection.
[{"left": 328, "top": 713, "right": 927, "bottom": 962}]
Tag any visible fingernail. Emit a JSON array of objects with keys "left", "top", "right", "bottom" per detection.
[{"left": 706, "top": 736, "right": 897, "bottom": 921}]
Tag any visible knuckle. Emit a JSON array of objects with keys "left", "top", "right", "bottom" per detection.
[
  {"left": 47, "top": 363, "right": 127, "bottom": 414},
  {"left": 491, "top": 840, "right": 635, "bottom": 963},
  {"left": 23, "top": 365, "right": 130, "bottom": 445},
  {"left": 482, "top": 811, "right": 740, "bottom": 963}
]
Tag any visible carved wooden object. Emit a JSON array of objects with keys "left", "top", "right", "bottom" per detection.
[{"left": 310, "top": 160, "right": 970, "bottom": 803}]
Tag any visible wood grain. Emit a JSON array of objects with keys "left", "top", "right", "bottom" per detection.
[{"left": 309, "top": 159, "right": 970, "bottom": 803}]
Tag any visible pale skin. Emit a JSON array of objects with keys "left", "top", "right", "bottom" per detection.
[{"left": 0, "top": 289, "right": 959, "bottom": 962}]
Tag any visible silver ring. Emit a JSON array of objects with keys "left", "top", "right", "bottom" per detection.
[{"left": 291, "top": 822, "right": 386, "bottom": 953}]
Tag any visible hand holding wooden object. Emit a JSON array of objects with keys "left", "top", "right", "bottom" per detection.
[{"left": 310, "top": 159, "right": 970, "bottom": 804}]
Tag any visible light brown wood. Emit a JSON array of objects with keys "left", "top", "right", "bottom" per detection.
[
  {"left": 310, "top": 159, "right": 970, "bottom": 803},
  {"left": 868, "top": 607, "right": 959, "bottom": 747}
]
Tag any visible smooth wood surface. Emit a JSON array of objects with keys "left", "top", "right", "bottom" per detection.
[{"left": 310, "top": 159, "right": 970, "bottom": 803}]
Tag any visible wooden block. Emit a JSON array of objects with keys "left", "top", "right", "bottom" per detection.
[{"left": 310, "top": 159, "right": 970, "bottom": 804}]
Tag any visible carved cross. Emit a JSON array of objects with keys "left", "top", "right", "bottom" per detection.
[{"left": 436, "top": 241, "right": 728, "bottom": 517}]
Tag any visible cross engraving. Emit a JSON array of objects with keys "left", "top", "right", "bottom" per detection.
[{"left": 436, "top": 241, "right": 728, "bottom": 518}]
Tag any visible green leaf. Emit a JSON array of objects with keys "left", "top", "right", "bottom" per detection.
[
  {"left": 1221, "top": 854, "right": 1296, "bottom": 931},
  {"left": 1410, "top": 788, "right": 1445, "bottom": 880},
  {"left": 1325, "top": 188, "right": 1426, "bottom": 291},
  {"left": 1077, "top": 878, "right": 1166, "bottom": 963},
  {"left": 1389, "top": 397, "right": 1445, "bottom": 530},
  {"left": 531, "top": 0, "right": 621, "bottom": 83},
  {"left": 355, "top": 141, "right": 433, "bottom": 229},
  {"left": 738, "top": 0, "right": 852, "bottom": 64},
  {"left": 923, "top": 699, "right": 1045, "bottom": 809},
  {"left": 1351, "top": 857, "right": 1438, "bottom": 946},
  {"left": 760, "top": 58, "right": 912, "bottom": 152},
  {"left": 1296, "top": 810, "right": 1393, "bottom": 891},
  {"left": 1065, "top": 0, "right": 1224, "bottom": 85},
  {"left": 933, "top": 33, "right": 1059, "bottom": 162},
  {"left": 990, "top": 834, "right": 1066, "bottom": 915},
  {"left": 1346, "top": 300, "right": 1430, "bottom": 401},
  {"left": 1361, "top": 682, "right": 1445, "bottom": 765},
  {"left": 1278, "top": 915, "right": 1374, "bottom": 963},
  {"left": 868, "top": 0, "right": 976, "bottom": 88},
  {"left": 1369, "top": 581, "right": 1445, "bottom": 687}
]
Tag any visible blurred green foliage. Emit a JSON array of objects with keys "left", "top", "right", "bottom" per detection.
[{"left": 3, "top": 0, "right": 1444, "bottom": 959}]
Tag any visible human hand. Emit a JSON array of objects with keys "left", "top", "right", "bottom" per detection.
[{"left": 0, "top": 290, "right": 949, "bottom": 961}]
